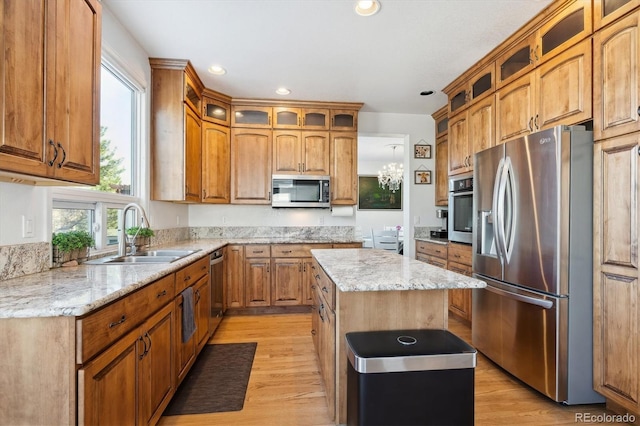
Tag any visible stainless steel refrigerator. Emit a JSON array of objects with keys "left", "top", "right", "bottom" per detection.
[{"left": 472, "top": 125, "right": 604, "bottom": 404}]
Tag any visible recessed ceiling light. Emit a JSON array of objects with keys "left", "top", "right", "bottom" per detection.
[
  {"left": 208, "top": 65, "right": 226, "bottom": 75},
  {"left": 276, "top": 87, "right": 291, "bottom": 95},
  {"left": 355, "top": 0, "right": 380, "bottom": 16},
  {"left": 420, "top": 90, "right": 434, "bottom": 96}
]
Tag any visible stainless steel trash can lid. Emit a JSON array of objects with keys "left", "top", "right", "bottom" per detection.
[{"left": 346, "top": 329, "right": 477, "bottom": 374}]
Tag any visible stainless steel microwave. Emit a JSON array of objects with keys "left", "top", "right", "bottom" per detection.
[
  {"left": 448, "top": 172, "right": 473, "bottom": 244},
  {"left": 271, "top": 175, "right": 331, "bottom": 208}
]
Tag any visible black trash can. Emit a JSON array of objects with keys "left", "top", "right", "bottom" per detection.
[{"left": 346, "top": 329, "right": 476, "bottom": 426}]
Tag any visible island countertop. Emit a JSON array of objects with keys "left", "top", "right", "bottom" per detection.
[{"left": 311, "top": 248, "right": 486, "bottom": 292}]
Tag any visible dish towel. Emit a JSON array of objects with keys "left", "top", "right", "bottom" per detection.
[{"left": 181, "top": 286, "right": 196, "bottom": 343}]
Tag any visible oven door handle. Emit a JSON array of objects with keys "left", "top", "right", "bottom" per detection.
[{"left": 210, "top": 256, "right": 224, "bottom": 266}]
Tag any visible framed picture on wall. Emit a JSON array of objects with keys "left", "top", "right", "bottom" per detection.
[
  {"left": 357, "top": 175, "right": 402, "bottom": 210},
  {"left": 414, "top": 170, "right": 432, "bottom": 184},
  {"left": 414, "top": 144, "right": 431, "bottom": 159}
]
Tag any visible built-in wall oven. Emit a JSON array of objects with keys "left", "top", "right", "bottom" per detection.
[
  {"left": 448, "top": 172, "right": 473, "bottom": 244},
  {"left": 210, "top": 248, "right": 224, "bottom": 334}
]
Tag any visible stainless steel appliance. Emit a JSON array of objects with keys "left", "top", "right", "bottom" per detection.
[
  {"left": 430, "top": 209, "right": 448, "bottom": 238},
  {"left": 209, "top": 248, "right": 224, "bottom": 334},
  {"left": 448, "top": 172, "right": 473, "bottom": 244},
  {"left": 272, "top": 174, "right": 330, "bottom": 208},
  {"left": 472, "top": 125, "right": 603, "bottom": 404}
]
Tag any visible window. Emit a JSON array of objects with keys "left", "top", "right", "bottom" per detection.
[{"left": 51, "top": 57, "right": 145, "bottom": 254}]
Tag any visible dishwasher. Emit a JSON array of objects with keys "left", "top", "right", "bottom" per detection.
[{"left": 210, "top": 248, "right": 224, "bottom": 334}]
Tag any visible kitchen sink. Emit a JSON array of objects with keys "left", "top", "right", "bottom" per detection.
[{"left": 85, "top": 249, "right": 200, "bottom": 265}]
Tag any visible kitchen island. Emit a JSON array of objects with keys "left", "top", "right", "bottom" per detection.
[{"left": 310, "top": 248, "right": 485, "bottom": 424}]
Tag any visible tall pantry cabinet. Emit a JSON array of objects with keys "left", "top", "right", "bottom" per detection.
[{"left": 592, "top": 4, "right": 640, "bottom": 420}]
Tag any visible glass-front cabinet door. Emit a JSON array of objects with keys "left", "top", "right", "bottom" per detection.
[
  {"left": 231, "top": 106, "right": 272, "bottom": 128},
  {"left": 273, "top": 107, "right": 301, "bottom": 129},
  {"left": 497, "top": 34, "right": 536, "bottom": 88},
  {"left": 594, "top": 0, "right": 639, "bottom": 30},
  {"left": 330, "top": 110, "right": 358, "bottom": 131},
  {"left": 536, "top": 0, "right": 592, "bottom": 64},
  {"left": 302, "top": 109, "right": 329, "bottom": 130},
  {"left": 203, "top": 96, "right": 230, "bottom": 126}
]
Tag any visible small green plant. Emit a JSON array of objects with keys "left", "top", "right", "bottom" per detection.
[
  {"left": 126, "top": 227, "right": 155, "bottom": 238},
  {"left": 52, "top": 230, "right": 95, "bottom": 253}
]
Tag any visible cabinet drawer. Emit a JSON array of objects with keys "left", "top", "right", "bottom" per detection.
[
  {"left": 313, "top": 259, "right": 335, "bottom": 311},
  {"left": 448, "top": 242, "right": 472, "bottom": 266},
  {"left": 416, "top": 241, "right": 448, "bottom": 259},
  {"left": 332, "top": 243, "right": 362, "bottom": 249},
  {"left": 245, "top": 245, "right": 271, "bottom": 258},
  {"left": 77, "top": 273, "right": 176, "bottom": 364},
  {"left": 176, "top": 256, "right": 209, "bottom": 293},
  {"left": 424, "top": 255, "right": 448, "bottom": 269},
  {"left": 272, "top": 243, "right": 332, "bottom": 257},
  {"left": 448, "top": 261, "right": 472, "bottom": 276}
]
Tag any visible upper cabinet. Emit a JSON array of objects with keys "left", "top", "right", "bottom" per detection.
[
  {"left": 432, "top": 106, "right": 449, "bottom": 206},
  {"left": 150, "top": 59, "right": 204, "bottom": 202},
  {"left": 496, "top": 39, "right": 592, "bottom": 144},
  {"left": 497, "top": 0, "right": 592, "bottom": 88},
  {"left": 593, "top": 9, "right": 640, "bottom": 141},
  {"left": 449, "top": 95, "right": 495, "bottom": 175},
  {"left": 273, "top": 108, "right": 330, "bottom": 130},
  {"left": 273, "top": 131, "right": 330, "bottom": 175},
  {"left": 0, "top": 0, "right": 101, "bottom": 185},
  {"left": 448, "top": 63, "right": 496, "bottom": 116},
  {"left": 231, "top": 105, "right": 272, "bottom": 128},
  {"left": 594, "top": 0, "right": 640, "bottom": 30},
  {"left": 330, "top": 132, "right": 358, "bottom": 205},
  {"left": 202, "top": 89, "right": 231, "bottom": 126},
  {"left": 330, "top": 110, "right": 358, "bottom": 131},
  {"left": 231, "top": 128, "right": 272, "bottom": 204},
  {"left": 202, "top": 122, "right": 231, "bottom": 203}
]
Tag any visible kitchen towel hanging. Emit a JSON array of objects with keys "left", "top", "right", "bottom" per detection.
[{"left": 181, "top": 286, "right": 196, "bottom": 343}]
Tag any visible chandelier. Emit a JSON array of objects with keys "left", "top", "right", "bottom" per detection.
[{"left": 378, "top": 145, "right": 403, "bottom": 192}]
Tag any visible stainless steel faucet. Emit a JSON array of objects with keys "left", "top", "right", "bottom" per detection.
[{"left": 118, "top": 203, "right": 151, "bottom": 257}]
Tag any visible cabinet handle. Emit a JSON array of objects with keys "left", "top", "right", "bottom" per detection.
[
  {"left": 528, "top": 117, "right": 533, "bottom": 131},
  {"left": 195, "top": 289, "right": 201, "bottom": 303},
  {"left": 184, "top": 275, "right": 191, "bottom": 282},
  {"left": 298, "top": 117, "right": 301, "bottom": 126},
  {"left": 534, "top": 114, "right": 539, "bottom": 129},
  {"left": 529, "top": 48, "right": 534, "bottom": 64},
  {"left": 322, "top": 286, "right": 329, "bottom": 294},
  {"left": 203, "top": 189, "right": 207, "bottom": 199},
  {"left": 303, "top": 264, "right": 307, "bottom": 272},
  {"left": 311, "top": 329, "right": 316, "bottom": 335},
  {"left": 48, "top": 140, "right": 58, "bottom": 167},
  {"left": 57, "top": 142, "right": 66, "bottom": 168},
  {"left": 109, "top": 314, "right": 126, "bottom": 328},
  {"left": 637, "top": 106, "right": 640, "bottom": 116},
  {"left": 268, "top": 191, "right": 271, "bottom": 201},
  {"left": 534, "top": 45, "right": 539, "bottom": 62},
  {"left": 282, "top": 250, "right": 292, "bottom": 254},
  {"left": 157, "top": 289, "right": 167, "bottom": 298},
  {"left": 266, "top": 265, "right": 270, "bottom": 273},
  {"left": 254, "top": 250, "right": 264, "bottom": 254},
  {"left": 298, "top": 163, "right": 301, "bottom": 172},
  {"left": 144, "top": 332, "right": 152, "bottom": 355},
  {"left": 138, "top": 336, "right": 147, "bottom": 360}
]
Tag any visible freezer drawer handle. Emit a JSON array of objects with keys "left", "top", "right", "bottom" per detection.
[{"left": 485, "top": 285, "right": 553, "bottom": 309}]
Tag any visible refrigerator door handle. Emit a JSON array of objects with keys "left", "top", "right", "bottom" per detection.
[
  {"left": 484, "top": 283, "right": 554, "bottom": 309},
  {"left": 492, "top": 158, "right": 506, "bottom": 262},
  {"left": 502, "top": 157, "right": 517, "bottom": 263}
]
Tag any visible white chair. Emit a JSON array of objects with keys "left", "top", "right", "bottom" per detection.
[{"left": 372, "top": 229, "right": 400, "bottom": 253}]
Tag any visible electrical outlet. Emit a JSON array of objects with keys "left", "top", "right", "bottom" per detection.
[
  {"left": 176, "top": 215, "right": 180, "bottom": 225},
  {"left": 222, "top": 216, "right": 227, "bottom": 224}
]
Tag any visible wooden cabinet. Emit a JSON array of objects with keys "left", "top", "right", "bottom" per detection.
[
  {"left": 432, "top": 106, "right": 449, "bottom": 206},
  {"left": 330, "top": 132, "right": 358, "bottom": 204},
  {"left": 0, "top": 0, "right": 101, "bottom": 185},
  {"left": 150, "top": 59, "right": 204, "bottom": 202},
  {"left": 202, "top": 121, "right": 231, "bottom": 203},
  {"left": 448, "top": 63, "right": 496, "bottom": 116},
  {"left": 415, "top": 240, "right": 448, "bottom": 269},
  {"left": 593, "top": 134, "right": 640, "bottom": 417},
  {"left": 330, "top": 110, "right": 358, "bottom": 131},
  {"left": 225, "top": 245, "right": 245, "bottom": 308},
  {"left": 202, "top": 89, "right": 231, "bottom": 126},
  {"left": 231, "top": 105, "right": 272, "bottom": 128},
  {"left": 449, "top": 95, "right": 494, "bottom": 175},
  {"left": 447, "top": 242, "right": 473, "bottom": 322},
  {"left": 496, "top": 39, "right": 591, "bottom": 144},
  {"left": 175, "top": 288, "right": 196, "bottom": 384},
  {"left": 194, "top": 275, "right": 211, "bottom": 352},
  {"left": 497, "top": 0, "right": 592, "bottom": 89},
  {"left": 593, "top": 10, "right": 640, "bottom": 141},
  {"left": 272, "top": 130, "right": 330, "bottom": 175},
  {"left": 79, "top": 302, "right": 174, "bottom": 426},
  {"left": 245, "top": 245, "right": 271, "bottom": 307},
  {"left": 594, "top": 0, "right": 640, "bottom": 30},
  {"left": 273, "top": 107, "right": 330, "bottom": 130},
  {"left": 272, "top": 258, "right": 304, "bottom": 306},
  {"left": 231, "top": 128, "right": 272, "bottom": 204}
]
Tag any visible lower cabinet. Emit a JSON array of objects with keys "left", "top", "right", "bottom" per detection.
[
  {"left": 415, "top": 240, "right": 472, "bottom": 322},
  {"left": 175, "top": 289, "right": 196, "bottom": 384},
  {"left": 593, "top": 134, "right": 640, "bottom": 417},
  {"left": 272, "top": 258, "right": 304, "bottom": 305},
  {"left": 79, "top": 302, "right": 175, "bottom": 426},
  {"left": 194, "top": 275, "right": 212, "bottom": 354},
  {"left": 225, "top": 245, "right": 245, "bottom": 308}
]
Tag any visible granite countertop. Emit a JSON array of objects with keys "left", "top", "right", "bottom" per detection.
[
  {"left": 414, "top": 236, "right": 449, "bottom": 245},
  {"left": 0, "top": 238, "right": 362, "bottom": 319},
  {"left": 311, "top": 248, "right": 486, "bottom": 292}
]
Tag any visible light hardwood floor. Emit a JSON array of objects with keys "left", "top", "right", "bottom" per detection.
[{"left": 159, "top": 313, "right": 627, "bottom": 426}]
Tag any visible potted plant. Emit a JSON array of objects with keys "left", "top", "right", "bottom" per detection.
[
  {"left": 52, "top": 230, "right": 95, "bottom": 266},
  {"left": 125, "top": 226, "right": 155, "bottom": 250}
]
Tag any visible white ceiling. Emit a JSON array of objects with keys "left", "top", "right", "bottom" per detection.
[{"left": 102, "top": 0, "right": 554, "bottom": 116}]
